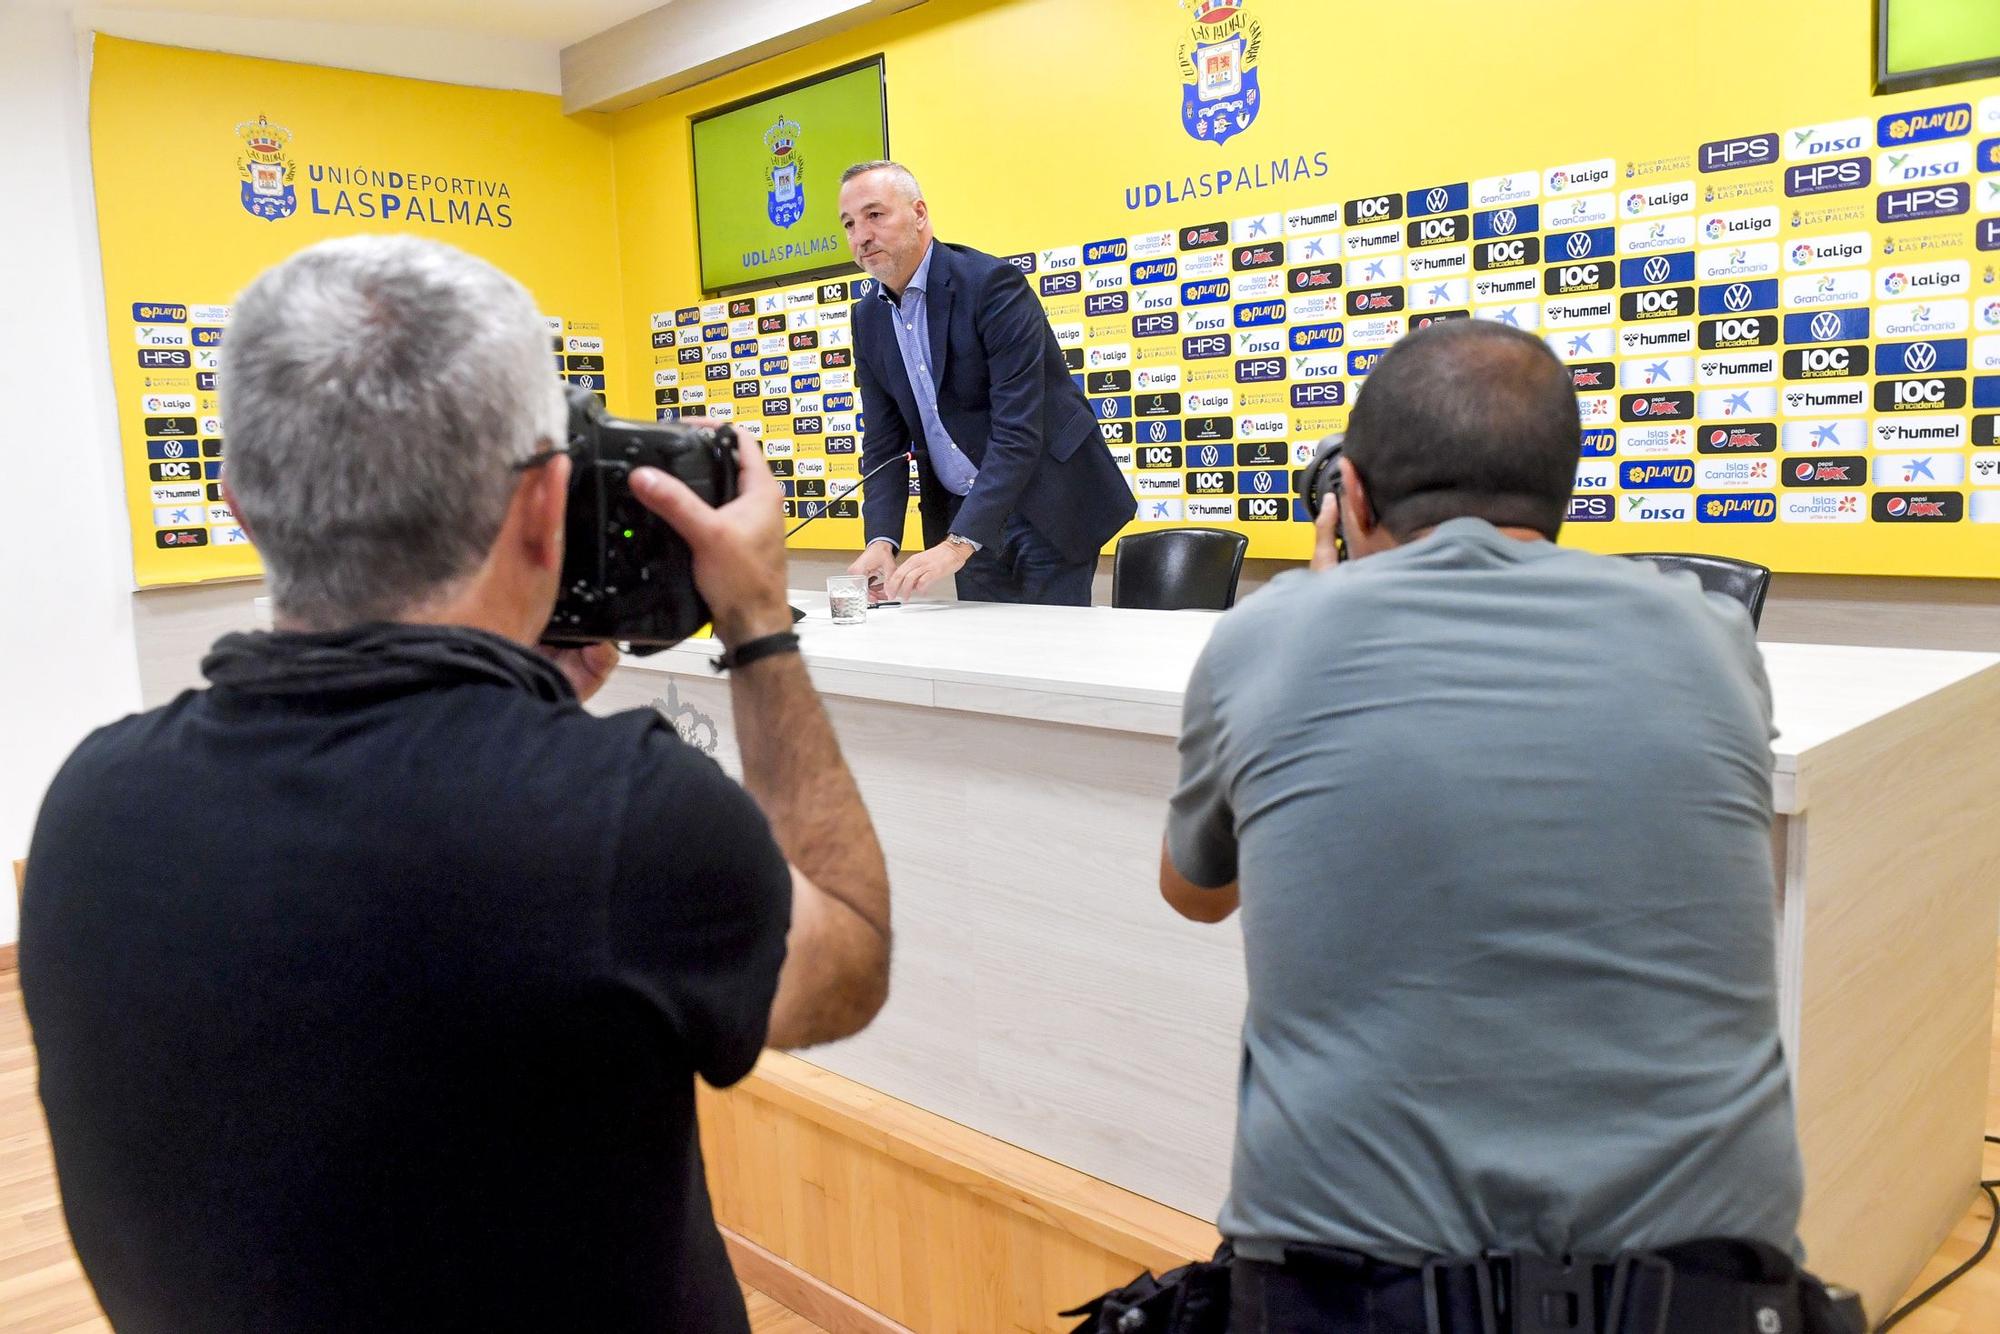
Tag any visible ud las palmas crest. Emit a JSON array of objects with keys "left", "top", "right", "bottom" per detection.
[
  {"left": 765, "top": 114, "right": 805, "bottom": 229},
  {"left": 236, "top": 114, "right": 297, "bottom": 221},
  {"left": 1178, "top": 0, "right": 1263, "bottom": 146}
]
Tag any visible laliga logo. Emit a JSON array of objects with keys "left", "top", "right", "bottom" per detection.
[
  {"left": 763, "top": 113, "right": 806, "bottom": 229},
  {"left": 1883, "top": 271, "right": 1906, "bottom": 296},
  {"left": 1982, "top": 300, "right": 2000, "bottom": 327},
  {"left": 1790, "top": 243, "right": 1812, "bottom": 266},
  {"left": 1624, "top": 190, "right": 1645, "bottom": 215},
  {"left": 1704, "top": 217, "right": 1724, "bottom": 241},
  {"left": 1549, "top": 170, "right": 1569, "bottom": 192},
  {"left": 235, "top": 114, "right": 297, "bottom": 221},
  {"left": 1178, "top": 0, "right": 1263, "bottom": 146}
]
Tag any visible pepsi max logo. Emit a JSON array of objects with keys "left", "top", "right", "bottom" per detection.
[
  {"left": 1233, "top": 244, "right": 1283, "bottom": 270},
  {"left": 1084, "top": 238, "right": 1129, "bottom": 265},
  {"left": 788, "top": 331, "right": 819, "bottom": 350},
  {"left": 1783, "top": 455, "right": 1865, "bottom": 486},
  {"left": 1618, "top": 391, "right": 1693, "bottom": 421},
  {"left": 1347, "top": 286, "right": 1405, "bottom": 314},
  {"left": 820, "top": 349, "right": 853, "bottom": 368},
  {"left": 1567, "top": 361, "right": 1615, "bottom": 390},
  {"left": 759, "top": 315, "right": 787, "bottom": 334},
  {"left": 1697, "top": 424, "right": 1777, "bottom": 453},
  {"left": 1040, "top": 272, "right": 1081, "bottom": 295},
  {"left": 1288, "top": 264, "right": 1342, "bottom": 291},
  {"left": 1873, "top": 492, "right": 1963, "bottom": 521},
  {"left": 1087, "top": 292, "right": 1130, "bottom": 316},
  {"left": 1180, "top": 222, "right": 1229, "bottom": 249}
]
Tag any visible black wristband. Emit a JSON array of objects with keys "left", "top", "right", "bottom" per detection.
[{"left": 711, "top": 630, "right": 801, "bottom": 674}]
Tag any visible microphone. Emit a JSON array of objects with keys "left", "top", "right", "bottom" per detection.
[
  {"left": 786, "top": 449, "right": 914, "bottom": 537},
  {"left": 781, "top": 449, "right": 915, "bottom": 621}
]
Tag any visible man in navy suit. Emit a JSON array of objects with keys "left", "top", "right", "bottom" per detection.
[{"left": 838, "top": 162, "right": 1135, "bottom": 606}]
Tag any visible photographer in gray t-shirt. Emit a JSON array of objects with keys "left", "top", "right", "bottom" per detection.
[{"left": 1159, "top": 320, "right": 1851, "bottom": 1333}]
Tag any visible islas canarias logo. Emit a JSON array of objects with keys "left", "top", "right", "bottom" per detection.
[
  {"left": 764, "top": 114, "right": 805, "bottom": 229},
  {"left": 1178, "top": 0, "right": 1262, "bottom": 146},
  {"left": 236, "top": 114, "right": 297, "bottom": 221}
]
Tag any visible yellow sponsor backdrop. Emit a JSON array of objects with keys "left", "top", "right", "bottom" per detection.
[
  {"left": 90, "top": 37, "right": 624, "bottom": 587},
  {"left": 610, "top": 0, "right": 2000, "bottom": 576},
  {"left": 90, "top": 6, "right": 2000, "bottom": 582}
]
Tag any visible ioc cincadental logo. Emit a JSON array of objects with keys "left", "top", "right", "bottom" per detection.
[
  {"left": 1178, "top": 0, "right": 1262, "bottom": 146},
  {"left": 235, "top": 114, "right": 297, "bottom": 221},
  {"left": 764, "top": 114, "right": 805, "bottom": 229}
]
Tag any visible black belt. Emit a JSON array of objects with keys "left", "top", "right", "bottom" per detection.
[{"left": 1245, "top": 1237, "right": 1864, "bottom": 1334}]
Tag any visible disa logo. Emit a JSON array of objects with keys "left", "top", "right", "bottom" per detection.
[
  {"left": 764, "top": 114, "right": 805, "bottom": 229},
  {"left": 1177, "top": 0, "right": 1263, "bottom": 146},
  {"left": 235, "top": 114, "right": 298, "bottom": 221}
]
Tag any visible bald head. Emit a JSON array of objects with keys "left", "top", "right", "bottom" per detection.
[{"left": 1340, "top": 319, "right": 1581, "bottom": 540}]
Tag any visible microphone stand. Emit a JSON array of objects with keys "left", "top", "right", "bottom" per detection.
[{"left": 782, "top": 449, "right": 914, "bottom": 620}]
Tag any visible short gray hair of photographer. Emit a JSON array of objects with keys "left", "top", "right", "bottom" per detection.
[{"left": 219, "top": 235, "right": 566, "bottom": 626}]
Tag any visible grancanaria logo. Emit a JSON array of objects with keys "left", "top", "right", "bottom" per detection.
[
  {"left": 1178, "top": 0, "right": 1262, "bottom": 146},
  {"left": 764, "top": 114, "right": 805, "bottom": 229},
  {"left": 236, "top": 114, "right": 297, "bottom": 221}
]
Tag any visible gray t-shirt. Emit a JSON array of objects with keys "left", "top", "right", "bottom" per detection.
[{"left": 1168, "top": 518, "right": 1803, "bottom": 1265}]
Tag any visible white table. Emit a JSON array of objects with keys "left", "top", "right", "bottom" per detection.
[{"left": 594, "top": 594, "right": 2000, "bottom": 1317}]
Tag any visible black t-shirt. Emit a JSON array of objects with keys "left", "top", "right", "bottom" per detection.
[{"left": 22, "top": 634, "right": 791, "bottom": 1332}]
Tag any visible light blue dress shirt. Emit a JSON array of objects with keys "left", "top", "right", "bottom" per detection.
[{"left": 879, "top": 243, "right": 980, "bottom": 501}]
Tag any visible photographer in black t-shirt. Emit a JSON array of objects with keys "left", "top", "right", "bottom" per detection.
[{"left": 22, "top": 236, "right": 890, "bottom": 1333}]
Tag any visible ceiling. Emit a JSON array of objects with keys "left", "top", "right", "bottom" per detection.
[{"left": 76, "top": 0, "right": 670, "bottom": 46}]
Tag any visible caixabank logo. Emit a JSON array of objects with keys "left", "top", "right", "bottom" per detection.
[
  {"left": 1178, "top": 0, "right": 1262, "bottom": 145},
  {"left": 235, "top": 114, "right": 297, "bottom": 221}
]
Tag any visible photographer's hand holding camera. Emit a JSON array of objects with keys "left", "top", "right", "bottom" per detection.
[{"left": 21, "top": 236, "right": 887, "bottom": 1334}]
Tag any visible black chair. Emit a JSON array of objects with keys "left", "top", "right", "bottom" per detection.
[
  {"left": 1112, "top": 528, "right": 1250, "bottom": 611},
  {"left": 1621, "top": 552, "right": 1772, "bottom": 628}
]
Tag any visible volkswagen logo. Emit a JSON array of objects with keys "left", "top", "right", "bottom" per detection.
[
  {"left": 1200, "top": 445, "right": 1220, "bottom": 467},
  {"left": 1904, "top": 341, "right": 1938, "bottom": 372},
  {"left": 1565, "top": 232, "right": 1595, "bottom": 259},
  {"left": 1724, "top": 283, "right": 1753, "bottom": 313},
  {"left": 1252, "top": 471, "right": 1274, "bottom": 493},
  {"left": 1148, "top": 421, "right": 1167, "bottom": 442},
  {"left": 1492, "top": 209, "right": 1517, "bottom": 236},
  {"left": 1809, "top": 311, "right": 1843, "bottom": 342},
  {"left": 1426, "top": 187, "right": 1450, "bottom": 214},
  {"left": 1643, "top": 256, "right": 1671, "bottom": 285}
]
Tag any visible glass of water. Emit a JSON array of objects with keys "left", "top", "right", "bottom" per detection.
[{"left": 826, "top": 575, "right": 868, "bottom": 625}]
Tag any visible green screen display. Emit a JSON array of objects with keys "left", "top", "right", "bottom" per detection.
[
  {"left": 1883, "top": 0, "right": 2000, "bottom": 75},
  {"left": 690, "top": 59, "right": 887, "bottom": 295}
]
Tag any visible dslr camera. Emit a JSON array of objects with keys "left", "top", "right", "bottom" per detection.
[
  {"left": 540, "top": 385, "right": 740, "bottom": 652},
  {"left": 1294, "top": 433, "right": 1355, "bottom": 564}
]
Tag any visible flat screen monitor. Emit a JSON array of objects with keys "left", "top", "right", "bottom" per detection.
[
  {"left": 1876, "top": 0, "right": 2000, "bottom": 92},
  {"left": 690, "top": 56, "right": 888, "bottom": 295}
]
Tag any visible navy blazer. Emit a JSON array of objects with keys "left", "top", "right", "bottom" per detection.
[{"left": 850, "top": 241, "right": 1135, "bottom": 562}]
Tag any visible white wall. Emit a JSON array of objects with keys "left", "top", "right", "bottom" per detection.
[
  {"left": 0, "top": 5, "right": 145, "bottom": 944},
  {"left": 0, "top": 2, "right": 575, "bottom": 946}
]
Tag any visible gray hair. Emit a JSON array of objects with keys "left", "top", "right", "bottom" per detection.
[
  {"left": 839, "top": 160, "right": 923, "bottom": 200},
  {"left": 220, "top": 235, "right": 564, "bottom": 627}
]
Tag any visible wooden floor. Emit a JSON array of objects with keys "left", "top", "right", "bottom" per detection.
[{"left": 2, "top": 964, "right": 1998, "bottom": 1333}]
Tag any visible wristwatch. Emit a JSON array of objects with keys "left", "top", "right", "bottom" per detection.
[{"left": 946, "top": 533, "right": 980, "bottom": 554}]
